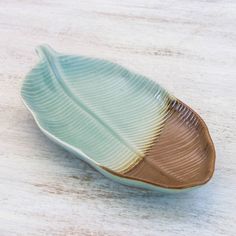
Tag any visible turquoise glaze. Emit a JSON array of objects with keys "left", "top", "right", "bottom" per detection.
[{"left": 21, "top": 45, "right": 208, "bottom": 193}]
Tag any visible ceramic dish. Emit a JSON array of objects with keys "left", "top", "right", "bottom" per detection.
[{"left": 21, "top": 45, "right": 215, "bottom": 193}]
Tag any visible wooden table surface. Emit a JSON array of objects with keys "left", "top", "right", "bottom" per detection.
[{"left": 0, "top": 0, "right": 236, "bottom": 235}]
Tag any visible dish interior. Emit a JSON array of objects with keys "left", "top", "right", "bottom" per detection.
[{"left": 21, "top": 45, "right": 215, "bottom": 189}]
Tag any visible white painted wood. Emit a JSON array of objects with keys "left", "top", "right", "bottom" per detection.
[{"left": 0, "top": 0, "right": 236, "bottom": 235}]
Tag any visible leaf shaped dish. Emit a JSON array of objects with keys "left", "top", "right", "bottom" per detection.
[{"left": 21, "top": 45, "right": 215, "bottom": 193}]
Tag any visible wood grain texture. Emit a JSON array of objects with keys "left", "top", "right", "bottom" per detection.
[{"left": 0, "top": 0, "right": 235, "bottom": 235}]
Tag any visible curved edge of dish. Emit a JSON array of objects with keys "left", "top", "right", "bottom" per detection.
[{"left": 20, "top": 45, "right": 216, "bottom": 192}]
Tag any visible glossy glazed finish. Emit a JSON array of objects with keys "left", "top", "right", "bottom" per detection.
[
  {"left": 21, "top": 45, "right": 215, "bottom": 192},
  {"left": 123, "top": 100, "right": 215, "bottom": 189}
]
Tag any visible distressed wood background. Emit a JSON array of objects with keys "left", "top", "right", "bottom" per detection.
[{"left": 0, "top": 0, "right": 236, "bottom": 235}]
